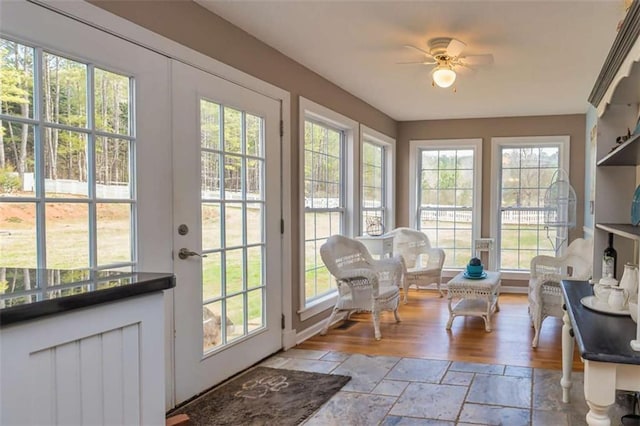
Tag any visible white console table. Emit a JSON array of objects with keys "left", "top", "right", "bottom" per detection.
[
  {"left": 357, "top": 234, "right": 394, "bottom": 258},
  {"left": 561, "top": 280, "right": 640, "bottom": 426}
]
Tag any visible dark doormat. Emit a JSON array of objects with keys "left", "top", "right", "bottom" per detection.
[{"left": 170, "top": 366, "right": 351, "bottom": 425}]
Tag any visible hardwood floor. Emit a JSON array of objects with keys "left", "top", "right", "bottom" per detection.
[{"left": 297, "top": 290, "right": 584, "bottom": 371}]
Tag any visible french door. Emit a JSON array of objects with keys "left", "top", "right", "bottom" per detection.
[{"left": 172, "top": 60, "right": 282, "bottom": 404}]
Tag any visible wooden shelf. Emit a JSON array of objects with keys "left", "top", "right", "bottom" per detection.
[
  {"left": 595, "top": 223, "right": 640, "bottom": 241},
  {"left": 597, "top": 132, "right": 640, "bottom": 166}
]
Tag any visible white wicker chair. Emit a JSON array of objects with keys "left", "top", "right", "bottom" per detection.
[
  {"left": 528, "top": 238, "right": 593, "bottom": 348},
  {"left": 319, "top": 235, "right": 403, "bottom": 340},
  {"left": 387, "top": 227, "right": 446, "bottom": 302}
]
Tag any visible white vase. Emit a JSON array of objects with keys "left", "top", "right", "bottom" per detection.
[{"left": 619, "top": 263, "right": 638, "bottom": 303}]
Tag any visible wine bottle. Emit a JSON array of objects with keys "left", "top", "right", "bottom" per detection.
[{"left": 602, "top": 233, "right": 617, "bottom": 279}]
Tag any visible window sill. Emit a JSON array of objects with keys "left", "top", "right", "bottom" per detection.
[{"left": 298, "top": 292, "right": 338, "bottom": 322}]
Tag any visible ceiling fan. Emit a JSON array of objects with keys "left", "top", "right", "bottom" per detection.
[{"left": 400, "top": 37, "right": 494, "bottom": 89}]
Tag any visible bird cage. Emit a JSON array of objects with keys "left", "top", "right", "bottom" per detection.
[{"left": 544, "top": 169, "right": 576, "bottom": 253}]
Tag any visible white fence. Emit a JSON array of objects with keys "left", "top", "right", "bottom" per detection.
[{"left": 420, "top": 208, "right": 552, "bottom": 225}]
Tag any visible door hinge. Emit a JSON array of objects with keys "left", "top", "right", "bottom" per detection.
[
  {"left": 281, "top": 314, "right": 285, "bottom": 330},
  {"left": 279, "top": 120, "right": 284, "bottom": 137},
  {"left": 280, "top": 219, "right": 284, "bottom": 234}
]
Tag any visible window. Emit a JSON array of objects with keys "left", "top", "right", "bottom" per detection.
[
  {"left": 0, "top": 37, "right": 135, "bottom": 270},
  {"left": 490, "top": 136, "right": 570, "bottom": 273},
  {"left": 361, "top": 126, "right": 395, "bottom": 235},
  {"left": 299, "top": 97, "right": 357, "bottom": 318},
  {"left": 410, "top": 139, "right": 482, "bottom": 269}
]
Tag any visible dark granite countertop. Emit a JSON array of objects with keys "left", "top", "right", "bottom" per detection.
[
  {"left": 561, "top": 280, "right": 640, "bottom": 365},
  {"left": 0, "top": 268, "right": 175, "bottom": 327}
]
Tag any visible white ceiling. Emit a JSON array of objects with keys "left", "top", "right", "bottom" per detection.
[{"left": 197, "top": 1, "right": 625, "bottom": 121}]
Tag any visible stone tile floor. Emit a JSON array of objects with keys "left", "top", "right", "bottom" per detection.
[{"left": 261, "top": 348, "right": 634, "bottom": 426}]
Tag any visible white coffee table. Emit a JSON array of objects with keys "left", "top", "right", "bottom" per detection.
[{"left": 446, "top": 271, "right": 501, "bottom": 332}]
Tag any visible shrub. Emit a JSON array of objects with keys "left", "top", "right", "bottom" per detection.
[{"left": 0, "top": 166, "right": 21, "bottom": 194}]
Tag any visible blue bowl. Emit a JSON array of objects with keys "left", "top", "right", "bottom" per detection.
[{"left": 466, "top": 264, "right": 484, "bottom": 276}]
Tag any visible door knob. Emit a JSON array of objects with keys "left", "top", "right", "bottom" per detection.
[{"left": 178, "top": 248, "right": 207, "bottom": 260}]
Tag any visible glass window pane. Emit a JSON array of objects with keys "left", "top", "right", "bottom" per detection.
[
  {"left": 202, "top": 203, "right": 221, "bottom": 250},
  {"left": 246, "top": 158, "right": 263, "bottom": 200},
  {"left": 43, "top": 52, "right": 87, "bottom": 127},
  {"left": 202, "top": 252, "right": 222, "bottom": 301},
  {"left": 44, "top": 129, "right": 88, "bottom": 198},
  {"left": 246, "top": 114, "right": 262, "bottom": 157},
  {"left": 203, "top": 301, "right": 223, "bottom": 352},
  {"left": 224, "top": 203, "right": 243, "bottom": 248},
  {"left": 225, "top": 248, "right": 244, "bottom": 295},
  {"left": 96, "top": 203, "right": 131, "bottom": 266},
  {"left": 246, "top": 246, "right": 263, "bottom": 289},
  {"left": 246, "top": 203, "right": 263, "bottom": 245},
  {"left": 1, "top": 39, "right": 35, "bottom": 119},
  {"left": 247, "top": 288, "right": 264, "bottom": 332},
  {"left": 201, "top": 152, "right": 221, "bottom": 199},
  {"left": 223, "top": 107, "right": 242, "bottom": 154},
  {"left": 226, "top": 293, "right": 244, "bottom": 342},
  {"left": 1, "top": 122, "right": 35, "bottom": 197},
  {"left": 96, "top": 137, "right": 130, "bottom": 199},
  {"left": 200, "top": 99, "right": 221, "bottom": 150},
  {"left": 94, "top": 68, "right": 130, "bottom": 135},
  {"left": 224, "top": 155, "right": 242, "bottom": 198},
  {"left": 0, "top": 202, "right": 37, "bottom": 267},
  {"left": 46, "top": 202, "right": 88, "bottom": 268}
]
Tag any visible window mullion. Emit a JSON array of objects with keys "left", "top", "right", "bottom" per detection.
[
  {"left": 87, "top": 63, "right": 97, "bottom": 270},
  {"left": 34, "top": 46, "right": 46, "bottom": 282}
]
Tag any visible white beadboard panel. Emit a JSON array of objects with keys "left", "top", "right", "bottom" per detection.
[
  {"left": 1, "top": 293, "right": 165, "bottom": 425},
  {"left": 103, "top": 328, "right": 125, "bottom": 425},
  {"left": 80, "top": 334, "right": 105, "bottom": 425},
  {"left": 29, "top": 348, "right": 56, "bottom": 425},
  {"left": 54, "top": 341, "right": 82, "bottom": 425},
  {"left": 122, "top": 324, "right": 142, "bottom": 425}
]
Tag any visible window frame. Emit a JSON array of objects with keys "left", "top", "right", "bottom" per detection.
[
  {"left": 490, "top": 135, "right": 570, "bottom": 279},
  {"left": 298, "top": 97, "right": 358, "bottom": 320},
  {"left": 409, "top": 138, "right": 483, "bottom": 272},
  {"left": 360, "top": 125, "right": 395, "bottom": 235}
]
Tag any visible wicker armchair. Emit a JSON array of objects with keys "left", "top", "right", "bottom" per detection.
[
  {"left": 528, "top": 238, "right": 593, "bottom": 348},
  {"left": 387, "top": 227, "right": 446, "bottom": 302},
  {"left": 319, "top": 235, "right": 403, "bottom": 340}
]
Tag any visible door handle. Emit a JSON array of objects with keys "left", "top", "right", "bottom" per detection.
[{"left": 178, "top": 248, "right": 207, "bottom": 260}]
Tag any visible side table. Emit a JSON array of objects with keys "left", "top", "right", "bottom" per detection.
[
  {"left": 356, "top": 234, "right": 394, "bottom": 259},
  {"left": 446, "top": 271, "right": 501, "bottom": 332}
]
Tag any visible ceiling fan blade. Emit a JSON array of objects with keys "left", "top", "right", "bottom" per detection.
[
  {"left": 460, "top": 53, "right": 494, "bottom": 66},
  {"left": 396, "top": 60, "right": 436, "bottom": 65},
  {"left": 446, "top": 38, "right": 466, "bottom": 57},
  {"left": 403, "top": 44, "right": 434, "bottom": 59}
]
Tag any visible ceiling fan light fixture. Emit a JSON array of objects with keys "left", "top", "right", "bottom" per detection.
[{"left": 432, "top": 64, "right": 456, "bottom": 88}]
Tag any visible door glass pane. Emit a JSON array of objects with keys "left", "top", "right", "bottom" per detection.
[
  {"left": 1, "top": 122, "right": 35, "bottom": 197},
  {"left": 223, "top": 107, "right": 242, "bottom": 154},
  {"left": 46, "top": 202, "right": 88, "bottom": 268},
  {"left": 200, "top": 100, "right": 221, "bottom": 151},
  {"left": 226, "top": 294, "right": 244, "bottom": 342},
  {"left": 44, "top": 129, "right": 88, "bottom": 198},
  {"left": 200, "top": 99, "right": 266, "bottom": 354},
  {"left": 202, "top": 203, "right": 221, "bottom": 250},
  {"left": 201, "top": 152, "right": 221, "bottom": 199},
  {"left": 225, "top": 203, "right": 243, "bottom": 248},
  {"left": 96, "top": 202, "right": 131, "bottom": 266},
  {"left": 0, "top": 202, "right": 37, "bottom": 268},
  {"left": 247, "top": 288, "right": 263, "bottom": 332},
  {"left": 96, "top": 137, "right": 130, "bottom": 199},
  {"left": 42, "top": 52, "right": 87, "bottom": 127},
  {"left": 1, "top": 39, "right": 35, "bottom": 119},
  {"left": 202, "top": 252, "right": 222, "bottom": 301},
  {"left": 94, "top": 68, "right": 130, "bottom": 135},
  {"left": 203, "top": 301, "right": 224, "bottom": 352},
  {"left": 246, "top": 203, "right": 263, "bottom": 245}
]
